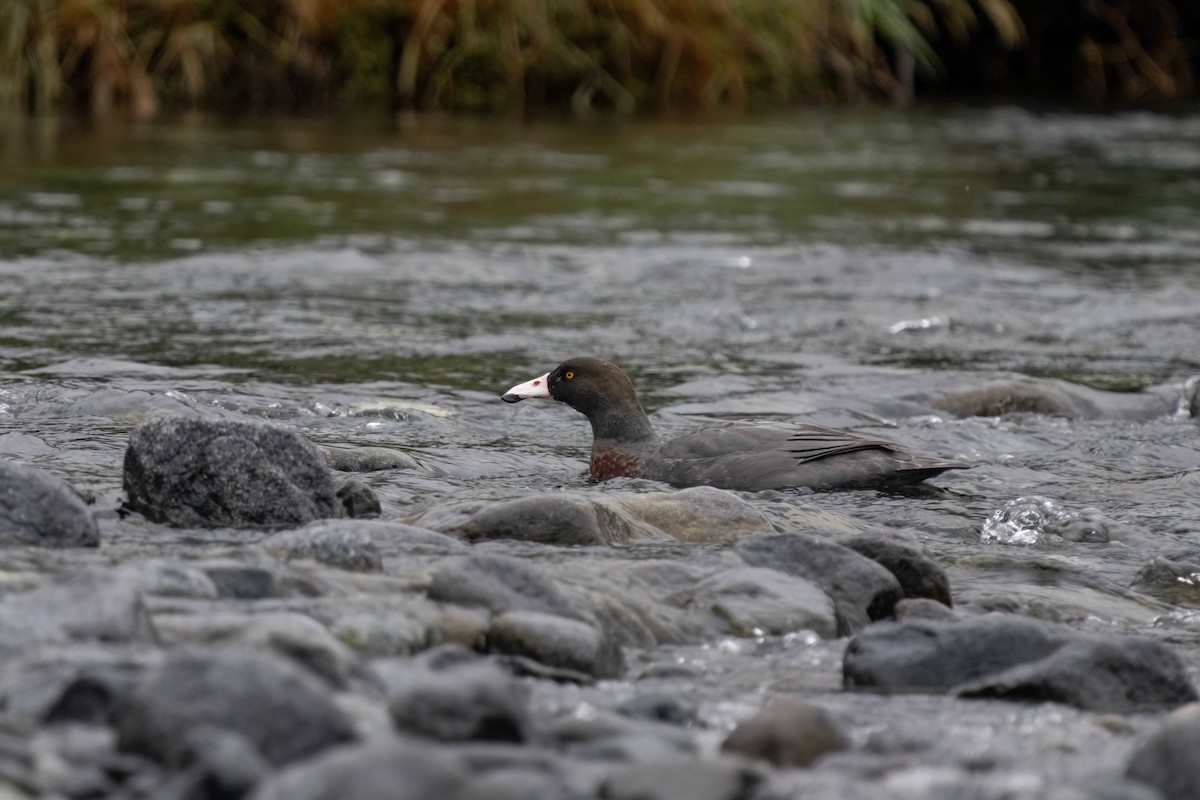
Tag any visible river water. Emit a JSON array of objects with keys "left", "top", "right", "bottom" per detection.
[{"left": 2, "top": 107, "right": 1200, "bottom": 793}]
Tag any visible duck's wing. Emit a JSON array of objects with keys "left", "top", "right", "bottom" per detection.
[
  {"left": 654, "top": 422, "right": 900, "bottom": 461},
  {"left": 649, "top": 422, "right": 966, "bottom": 491}
]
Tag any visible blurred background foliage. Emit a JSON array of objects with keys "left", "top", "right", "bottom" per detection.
[{"left": 0, "top": 0, "right": 1193, "bottom": 117}]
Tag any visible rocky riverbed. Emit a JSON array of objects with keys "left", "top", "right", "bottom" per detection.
[{"left": 2, "top": 386, "right": 1199, "bottom": 800}]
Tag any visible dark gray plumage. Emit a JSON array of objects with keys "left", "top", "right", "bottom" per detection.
[{"left": 503, "top": 357, "right": 967, "bottom": 491}]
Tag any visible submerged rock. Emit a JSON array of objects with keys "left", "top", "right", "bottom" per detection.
[
  {"left": 409, "top": 487, "right": 777, "bottom": 547},
  {"left": 410, "top": 493, "right": 664, "bottom": 546},
  {"left": 115, "top": 647, "right": 357, "bottom": 767},
  {"left": 122, "top": 414, "right": 345, "bottom": 528},
  {"left": 0, "top": 460, "right": 99, "bottom": 547},
  {"left": 929, "top": 375, "right": 1182, "bottom": 421},
  {"left": 735, "top": 532, "right": 903, "bottom": 635},
  {"left": 844, "top": 613, "right": 1198, "bottom": 713},
  {"left": 319, "top": 444, "right": 419, "bottom": 472}
]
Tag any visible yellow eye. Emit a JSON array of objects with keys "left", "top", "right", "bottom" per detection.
[{"left": 565, "top": 371, "right": 575, "bottom": 380}]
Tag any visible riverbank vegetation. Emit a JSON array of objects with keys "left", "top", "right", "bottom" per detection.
[{"left": 0, "top": 0, "right": 1193, "bottom": 117}]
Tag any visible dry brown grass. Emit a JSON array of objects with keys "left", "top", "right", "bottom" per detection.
[{"left": 0, "top": 0, "right": 1032, "bottom": 117}]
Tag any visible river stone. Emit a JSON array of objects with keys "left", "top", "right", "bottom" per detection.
[
  {"left": 959, "top": 635, "right": 1198, "bottom": 712},
  {"left": 193, "top": 553, "right": 328, "bottom": 599},
  {"left": 168, "top": 727, "right": 272, "bottom": 800},
  {"left": 837, "top": 533, "right": 952, "bottom": 607},
  {"left": 261, "top": 523, "right": 382, "bottom": 571},
  {"left": 616, "top": 692, "right": 700, "bottom": 726},
  {"left": 248, "top": 740, "right": 467, "bottom": 800},
  {"left": 0, "top": 569, "right": 157, "bottom": 652},
  {"left": 845, "top": 614, "right": 1199, "bottom": 712},
  {"left": 682, "top": 566, "right": 837, "bottom": 639},
  {"left": 894, "top": 597, "right": 959, "bottom": 622},
  {"left": 127, "top": 560, "right": 220, "bottom": 598},
  {"left": 0, "top": 648, "right": 155, "bottom": 726},
  {"left": 382, "top": 655, "right": 531, "bottom": 743},
  {"left": 0, "top": 460, "right": 99, "bottom": 547},
  {"left": 1126, "top": 703, "right": 1200, "bottom": 800},
  {"left": 335, "top": 478, "right": 382, "bottom": 518},
  {"left": 488, "top": 609, "right": 622, "bottom": 678},
  {"left": 613, "top": 486, "right": 775, "bottom": 543},
  {"left": 721, "top": 696, "right": 849, "bottom": 767},
  {"left": 151, "top": 611, "right": 366, "bottom": 690},
  {"left": 115, "top": 647, "right": 356, "bottom": 767},
  {"left": 426, "top": 554, "right": 592, "bottom": 622},
  {"left": 410, "top": 493, "right": 663, "bottom": 546},
  {"left": 456, "top": 766, "right": 585, "bottom": 800},
  {"left": 600, "top": 757, "right": 763, "bottom": 800},
  {"left": 844, "top": 614, "right": 1073, "bottom": 693},
  {"left": 546, "top": 711, "right": 699, "bottom": 763},
  {"left": 122, "top": 415, "right": 344, "bottom": 528},
  {"left": 735, "top": 532, "right": 903, "bottom": 635}
]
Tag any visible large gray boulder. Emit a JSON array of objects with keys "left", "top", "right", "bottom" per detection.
[{"left": 122, "top": 415, "right": 345, "bottom": 528}]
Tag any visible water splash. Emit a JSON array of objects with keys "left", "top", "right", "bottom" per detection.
[{"left": 980, "top": 495, "right": 1122, "bottom": 545}]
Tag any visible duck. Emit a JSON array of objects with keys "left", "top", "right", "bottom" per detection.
[{"left": 501, "top": 356, "right": 967, "bottom": 491}]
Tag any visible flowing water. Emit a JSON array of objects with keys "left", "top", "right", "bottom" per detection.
[{"left": 2, "top": 107, "right": 1200, "bottom": 792}]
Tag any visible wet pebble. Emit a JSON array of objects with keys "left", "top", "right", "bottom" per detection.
[
  {"left": 721, "top": 696, "right": 849, "bottom": 767},
  {"left": 488, "top": 609, "right": 622, "bottom": 679},
  {"left": 0, "top": 569, "right": 157, "bottom": 651},
  {"left": 115, "top": 646, "right": 357, "bottom": 768},
  {"left": 845, "top": 613, "right": 1198, "bottom": 712},
  {"left": 682, "top": 566, "right": 837, "bottom": 639},
  {"left": 248, "top": 740, "right": 467, "bottom": 800},
  {"left": 260, "top": 521, "right": 383, "bottom": 571},
  {"left": 600, "top": 756, "right": 763, "bottom": 800},
  {"left": 1126, "top": 702, "right": 1200, "bottom": 800},
  {"left": 837, "top": 532, "right": 952, "bottom": 607},
  {"left": 380, "top": 649, "right": 531, "bottom": 743},
  {"left": 735, "top": 532, "right": 903, "bottom": 635},
  {"left": 426, "top": 554, "right": 593, "bottom": 621},
  {"left": 0, "top": 460, "right": 99, "bottom": 547}
]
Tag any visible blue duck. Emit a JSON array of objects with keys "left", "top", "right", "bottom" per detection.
[{"left": 502, "top": 357, "right": 967, "bottom": 491}]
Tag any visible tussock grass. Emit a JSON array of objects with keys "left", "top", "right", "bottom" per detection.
[{"left": 0, "top": 0, "right": 1033, "bottom": 116}]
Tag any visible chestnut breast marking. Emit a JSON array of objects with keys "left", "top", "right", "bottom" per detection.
[{"left": 589, "top": 446, "right": 642, "bottom": 481}]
